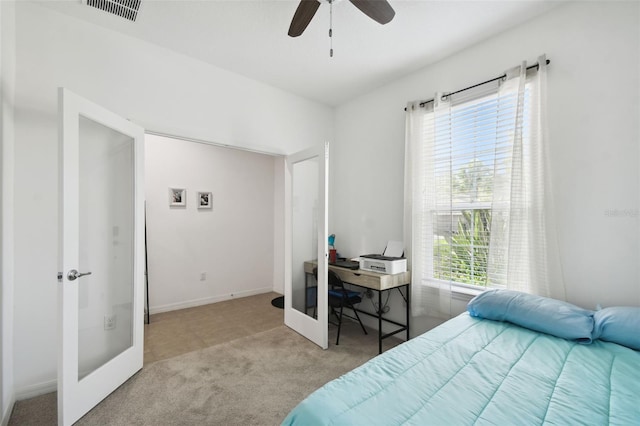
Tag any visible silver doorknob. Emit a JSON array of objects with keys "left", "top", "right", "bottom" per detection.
[{"left": 67, "top": 269, "right": 92, "bottom": 281}]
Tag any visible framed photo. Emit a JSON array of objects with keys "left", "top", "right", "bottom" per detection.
[
  {"left": 169, "top": 187, "right": 186, "bottom": 207},
  {"left": 198, "top": 191, "right": 212, "bottom": 209}
]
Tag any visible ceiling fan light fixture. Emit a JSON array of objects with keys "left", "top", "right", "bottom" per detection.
[
  {"left": 288, "top": 0, "right": 395, "bottom": 38},
  {"left": 288, "top": 0, "right": 322, "bottom": 37},
  {"left": 349, "top": 0, "right": 395, "bottom": 25},
  {"left": 329, "top": 0, "right": 333, "bottom": 57}
]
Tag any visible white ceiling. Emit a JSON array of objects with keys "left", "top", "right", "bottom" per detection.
[{"left": 39, "top": 0, "right": 562, "bottom": 106}]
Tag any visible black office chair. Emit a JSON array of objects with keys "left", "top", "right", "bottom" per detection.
[
  {"left": 328, "top": 269, "right": 369, "bottom": 345},
  {"left": 314, "top": 268, "right": 368, "bottom": 345}
]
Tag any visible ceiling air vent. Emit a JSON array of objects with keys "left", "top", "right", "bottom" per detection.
[{"left": 86, "top": 0, "right": 141, "bottom": 22}]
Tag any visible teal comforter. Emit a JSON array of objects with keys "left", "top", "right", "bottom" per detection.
[{"left": 283, "top": 313, "right": 640, "bottom": 425}]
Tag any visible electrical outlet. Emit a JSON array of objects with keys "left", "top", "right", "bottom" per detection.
[
  {"left": 200, "top": 272, "right": 207, "bottom": 281},
  {"left": 104, "top": 314, "right": 116, "bottom": 330},
  {"left": 365, "top": 289, "right": 374, "bottom": 299}
]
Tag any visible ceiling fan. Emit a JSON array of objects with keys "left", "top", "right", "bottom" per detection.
[{"left": 288, "top": 0, "right": 395, "bottom": 37}]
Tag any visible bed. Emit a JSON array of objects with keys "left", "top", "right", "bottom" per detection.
[{"left": 282, "top": 290, "right": 640, "bottom": 425}]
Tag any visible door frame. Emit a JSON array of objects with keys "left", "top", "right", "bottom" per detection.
[
  {"left": 58, "top": 87, "right": 145, "bottom": 426},
  {"left": 283, "top": 142, "right": 329, "bottom": 349}
]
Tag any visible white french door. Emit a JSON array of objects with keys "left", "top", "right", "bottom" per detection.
[
  {"left": 58, "top": 88, "right": 145, "bottom": 425},
  {"left": 284, "top": 143, "right": 329, "bottom": 349}
]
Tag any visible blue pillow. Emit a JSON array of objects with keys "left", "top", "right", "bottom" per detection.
[
  {"left": 467, "top": 289, "right": 594, "bottom": 343},
  {"left": 593, "top": 306, "right": 640, "bottom": 350}
]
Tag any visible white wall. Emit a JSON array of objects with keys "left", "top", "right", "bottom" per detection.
[
  {"left": 11, "top": 2, "right": 332, "bottom": 397},
  {"left": 333, "top": 1, "right": 640, "bottom": 334},
  {"left": 0, "top": 0, "right": 16, "bottom": 421},
  {"left": 145, "top": 134, "right": 276, "bottom": 312}
]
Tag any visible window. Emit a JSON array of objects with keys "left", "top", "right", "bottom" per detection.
[
  {"left": 406, "top": 57, "right": 562, "bottom": 317},
  {"left": 418, "top": 82, "right": 531, "bottom": 291}
]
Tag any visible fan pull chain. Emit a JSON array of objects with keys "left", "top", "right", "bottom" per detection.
[{"left": 329, "top": 0, "right": 333, "bottom": 57}]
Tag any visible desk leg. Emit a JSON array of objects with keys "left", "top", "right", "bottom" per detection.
[
  {"left": 406, "top": 284, "right": 410, "bottom": 341},
  {"left": 378, "top": 290, "right": 382, "bottom": 354}
]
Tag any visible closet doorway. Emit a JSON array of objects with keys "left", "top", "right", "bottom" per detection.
[{"left": 143, "top": 133, "right": 284, "bottom": 362}]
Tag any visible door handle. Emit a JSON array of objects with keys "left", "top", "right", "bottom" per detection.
[{"left": 67, "top": 269, "right": 92, "bottom": 281}]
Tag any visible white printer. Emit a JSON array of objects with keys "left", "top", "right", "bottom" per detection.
[
  {"left": 359, "top": 254, "right": 407, "bottom": 274},
  {"left": 358, "top": 240, "right": 407, "bottom": 274}
]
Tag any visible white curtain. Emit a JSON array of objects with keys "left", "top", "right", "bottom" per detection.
[
  {"left": 405, "top": 100, "right": 440, "bottom": 318},
  {"left": 488, "top": 55, "right": 565, "bottom": 299},
  {"left": 404, "top": 94, "right": 454, "bottom": 319},
  {"left": 404, "top": 55, "right": 565, "bottom": 322}
]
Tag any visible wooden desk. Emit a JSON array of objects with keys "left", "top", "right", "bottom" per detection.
[{"left": 304, "top": 261, "right": 411, "bottom": 354}]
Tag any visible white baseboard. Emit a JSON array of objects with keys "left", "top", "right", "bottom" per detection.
[
  {"left": 1, "top": 393, "right": 15, "bottom": 426},
  {"left": 150, "top": 287, "right": 274, "bottom": 315},
  {"left": 15, "top": 379, "right": 56, "bottom": 401}
]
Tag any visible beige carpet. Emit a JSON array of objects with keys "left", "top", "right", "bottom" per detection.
[
  {"left": 143, "top": 292, "right": 285, "bottom": 364},
  {"left": 10, "top": 322, "right": 395, "bottom": 425}
]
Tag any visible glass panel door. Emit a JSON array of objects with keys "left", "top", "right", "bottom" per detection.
[
  {"left": 291, "top": 156, "right": 319, "bottom": 316},
  {"left": 58, "top": 88, "right": 145, "bottom": 426},
  {"left": 284, "top": 143, "right": 328, "bottom": 349},
  {"left": 77, "top": 116, "right": 135, "bottom": 379}
]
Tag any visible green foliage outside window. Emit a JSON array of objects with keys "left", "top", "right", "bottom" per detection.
[
  {"left": 433, "top": 160, "right": 493, "bottom": 287},
  {"left": 434, "top": 209, "right": 491, "bottom": 287}
]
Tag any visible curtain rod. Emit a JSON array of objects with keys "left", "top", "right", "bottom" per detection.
[{"left": 404, "top": 59, "right": 550, "bottom": 111}]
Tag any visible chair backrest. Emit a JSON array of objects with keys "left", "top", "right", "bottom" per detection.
[
  {"left": 313, "top": 267, "right": 345, "bottom": 291},
  {"left": 328, "top": 269, "right": 345, "bottom": 291}
]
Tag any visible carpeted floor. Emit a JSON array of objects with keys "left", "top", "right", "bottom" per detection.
[
  {"left": 10, "top": 295, "right": 398, "bottom": 425},
  {"left": 143, "top": 292, "right": 285, "bottom": 364}
]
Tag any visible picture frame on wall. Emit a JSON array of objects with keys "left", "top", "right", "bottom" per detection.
[
  {"left": 169, "top": 187, "right": 186, "bottom": 207},
  {"left": 198, "top": 191, "right": 212, "bottom": 209}
]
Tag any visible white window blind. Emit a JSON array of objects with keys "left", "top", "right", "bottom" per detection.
[{"left": 418, "top": 80, "right": 529, "bottom": 289}]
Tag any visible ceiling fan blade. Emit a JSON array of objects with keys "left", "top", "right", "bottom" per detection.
[
  {"left": 348, "top": 0, "right": 395, "bottom": 25},
  {"left": 288, "top": 0, "right": 322, "bottom": 37}
]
